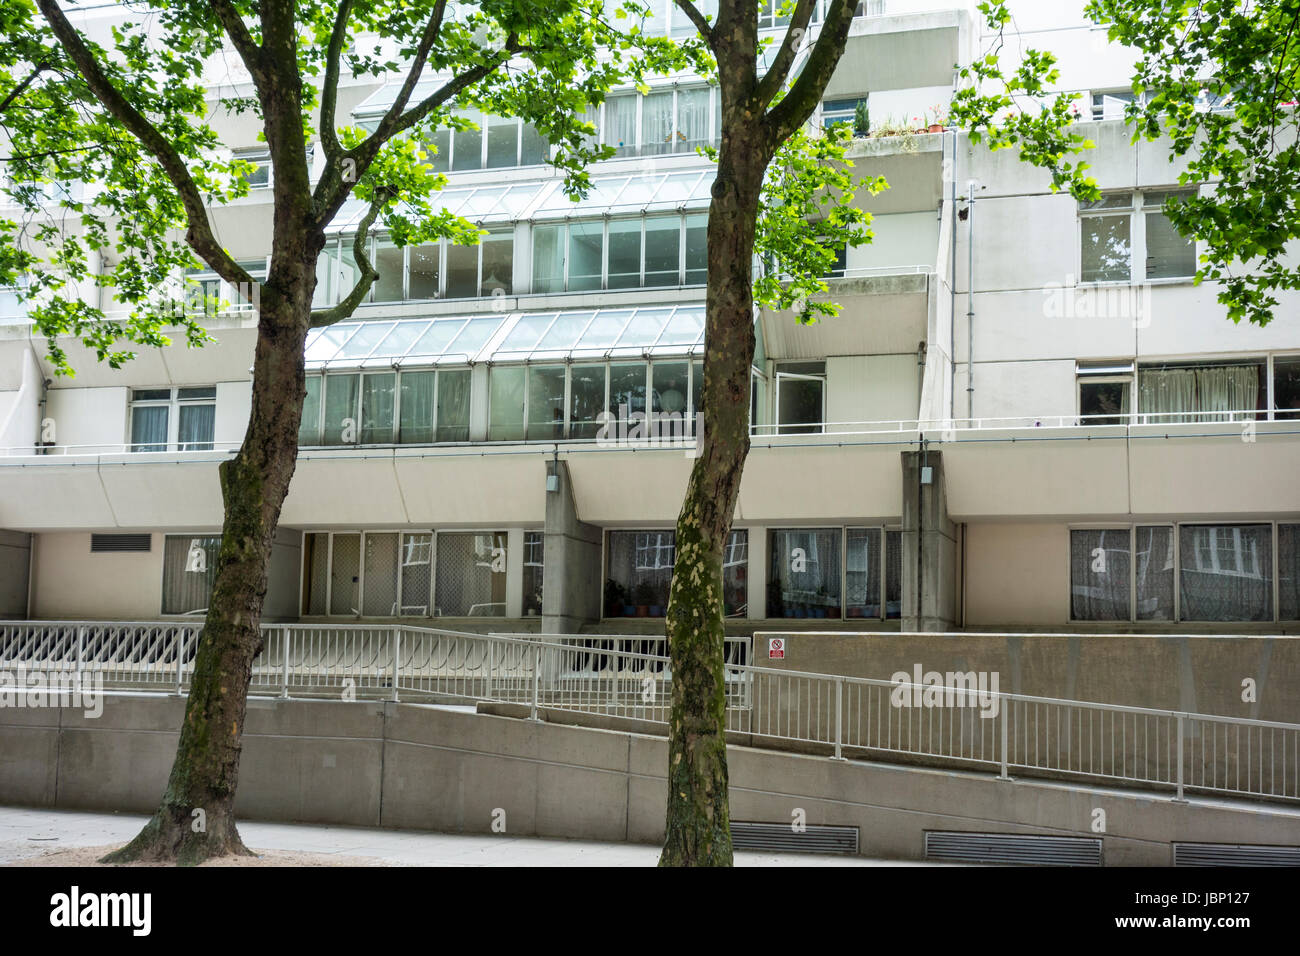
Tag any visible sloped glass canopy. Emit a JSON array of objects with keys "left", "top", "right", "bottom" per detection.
[{"left": 304, "top": 304, "right": 707, "bottom": 369}]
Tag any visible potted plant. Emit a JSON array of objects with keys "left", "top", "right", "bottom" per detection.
[
  {"left": 603, "top": 579, "right": 627, "bottom": 618},
  {"left": 633, "top": 582, "right": 655, "bottom": 617},
  {"left": 853, "top": 99, "right": 870, "bottom": 137},
  {"left": 926, "top": 104, "right": 947, "bottom": 133}
]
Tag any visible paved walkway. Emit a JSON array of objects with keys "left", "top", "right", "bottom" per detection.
[{"left": 0, "top": 806, "right": 936, "bottom": 866}]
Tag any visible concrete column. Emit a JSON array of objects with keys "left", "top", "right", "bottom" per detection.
[
  {"left": 541, "top": 459, "right": 602, "bottom": 634},
  {"left": 746, "top": 525, "right": 767, "bottom": 620},
  {"left": 504, "top": 527, "right": 524, "bottom": 618},
  {"left": 901, "top": 449, "right": 957, "bottom": 631}
]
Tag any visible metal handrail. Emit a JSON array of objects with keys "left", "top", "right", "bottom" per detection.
[{"left": 2, "top": 619, "right": 1296, "bottom": 803}]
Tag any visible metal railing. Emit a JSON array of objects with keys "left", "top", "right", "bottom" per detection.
[{"left": 2, "top": 620, "right": 1295, "bottom": 804}]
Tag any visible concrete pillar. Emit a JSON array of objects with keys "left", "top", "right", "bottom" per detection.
[
  {"left": 901, "top": 449, "right": 957, "bottom": 631},
  {"left": 0, "top": 530, "right": 31, "bottom": 618},
  {"left": 746, "top": 525, "right": 767, "bottom": 620},
  {"left": 541, "top": 459, "right": 602, "bottom": 634}
]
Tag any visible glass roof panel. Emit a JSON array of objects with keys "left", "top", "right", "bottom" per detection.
[
  {"left": 536, "top": 311, "right": 595, "bottom": 350},
  {"left": 656, "top": 171, "right": 709, "bottom": 204},
  {"left": 459, "top": 186, "right": 509, "bottom": 218},
  {"left": 497, "top": 312, "right": 557, "bottom": 352},
  {"left": 444, "top": 315, "right": 505, "bottom": 358},
  {"left": 657, "top": 307, "right": 705, "bottom": 345},
  {"left": 374, "top": 319, "right": 432, "bottom": 357},
  {"left": 407, "top": 318, "right": 469, "bottom": 357},
  {"left": 617, "top": 308, "right": 674, "bottom": 347},
  {"left": 574, "top": 309, "right": 634, "bottom": 350},
  {"left": 305, "top": 324, "right": 360, "bottom": 361},
  {"left": 336, "top": 321, "right": 396, "bottom": 359}
]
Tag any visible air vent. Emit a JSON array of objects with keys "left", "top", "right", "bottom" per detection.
[
  {"left": 925, "top": 831, "right": 1102, "bottom": 866},
  {"left": 90, "top": 533, "right": 152, "bottom": 553},
  {"left": 1175, "top": 843, "right": 1300, "bottom": 866},
  {"left": 731, "top": 821, "right": 858, "bottom": 855}
]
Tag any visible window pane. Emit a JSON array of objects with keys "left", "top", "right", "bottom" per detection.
[
  {"left": 527, "top": 365, "right": 567, "bottom": 440},
  {"left": 303, "top": 532, "right": 328, "bottom": 614},
  {"left": 605, "top": 94, "right": 638, "bottom": 157},
  {"left": 486, "top": 116, "right": 519, "bottom": 168},
  {"left": 489, "top": 366, "right": 526, "bottom": 440},
  {"left": 177, "top": 403, "right": 215, "bottom": 451},
  {"left": 520, "top": 123, "right": 548, "bottom": 166},
  {"left": 642, "top": 90, "right": 674, "bottom": 156},
  {"left": 723, "top": 530, "right": 748, "bottom": 617},
  {"left": 570, "top": 364, "right": 607, "bottom": 439},
  {"left": 1145, "top": 211, "right": 1195, "bottom": 279},
  {"left": 398, "top": 370, "right": 434, "bottom": 444},
  {"left": 651, "top": 361, "right": 689, "bottom": 438},
  {"left": 360, "top": 373, "right": 395, "bottom": 443},
  {"left": 424, "top": 129, "right": 450, "bottom": 173},
  {"left": 330, "top": 533, "right": 361, "bottom": 615},
  {"left": 374, "top": 239, "right": 404, "bottom": 301},
  {"left": 523, "top": 530, "right": 544, "bottom": 616},
  {"left": 606, "top": 531, "right": 674, "bottom": 616},
  {"left": 846, "top": 528, "right": 881, "bottom": 619},
  {"left": 323, "top": 374, "right": 359, "bottom": 445},
  {"left": 1179, "top": 524, "right": 1272, "bottom": 621},
  {"left": 1138, "top": 364, "right": 1261, "bottom": 423},
  {"left": 1135, "top": 525, "right": 1175, "bottom": 620},
  {"left": 363, "top": 532, "right": 399, "bottom": 616},
  {"left": 532, "top": 224, "right": 565, "bottom": 294},
  {"left": 609, "top": 363, "right": 646, "bottom": 426},
  {"left": 162, "top": 535, "right": 221, "bottom": 615},
  {"left": 300, "top": 376, "right": 321, "bottom": 445},
  {"left": 1070, "top": 529, "right": 1131, "bottom": 620},
  {"left": 445, "top": 243, "right": 479, "bottom": 299},
  {"left": 409, "top": 244, "right": 439, "bottom": 299},
  {"left": 436, "top": 369, "right": 471, "bottom": 442},
  {"left": 1281, "top": 525, "right": 1300, "bottom": 620},
  {"left": 400, "top": 533, "right": 433, "bottom": 616},
  {"left": 684, "top": 213, "right": 707, "bottom": 284},
  {"left": 436, "top": 532, "right": 507, "bottom": 616},
  {"left": 885, "top": 529, "right": 902, "bottom": 619},
  {"left": 644, "top": 216, "right": 680, "bottom": 286},
  {"left": 675, "top": 87, "right": 711, "bottom": 152},
  {"left": 452, "top": 111, "right": 483, "bottom": 170},
  {"left": 777, "top": 368, "right": 824, "bottom": 434},
  {"left": 480, "top": 232, "right": 513, "bottom": 296},
  {"left": 1274, "top": 357, "right": 1300, "bottom": 419},
  {"left": 1081, "top": 213, "right": 1131, "bottom": 282},
  {"left": 607, "top": 219, "right": 642, "bottom": 289},
  {"left": 1079, "top": 380, "right": 1129, "bottom": 424},
  {"left": 567, "top": 221, "right": 604, "bottom": 291},
  {"left": 131, "top": 405, "right": 168, "bottom": 452},
  {"left": 767, "top": 529, "right": 842, "bottom": 618}
]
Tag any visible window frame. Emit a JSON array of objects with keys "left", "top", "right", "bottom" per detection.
[
  {"left": 129, "top": 386, "right": 217, "bottom": 453},
  {"left": 1078, "top": 188, "right": 1197, "bottom": 285}
]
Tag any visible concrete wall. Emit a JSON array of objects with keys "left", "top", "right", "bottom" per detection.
[
  {"left": 2, "top": 693, "right": 1297, "bottom": 864},
  {"left": 30, "top": 532, "right": 164, "bottom": 620},
  {"left": 0, "top": 529, "right": 31, "bottom": 618}
]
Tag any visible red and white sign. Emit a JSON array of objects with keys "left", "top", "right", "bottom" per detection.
[{"left": 768, "top": 637, "right": 785, "bottom": 660}]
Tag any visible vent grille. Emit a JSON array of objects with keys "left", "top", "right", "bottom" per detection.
[
  {"left": 925, "top": 831, "right": 1102, "bottom": 866},
  {"left": 90, "top": 533, "right": 152, "bottom": 553},
  {"left": 1175, "top": 843, "right": 1300, "bottom": 866},
  {"left": 731, "top": 821, "right": 858, "bottom": 855}
]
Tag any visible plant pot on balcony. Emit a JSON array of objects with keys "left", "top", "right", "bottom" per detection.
[
  {"left": 636, "top": 605, "right": 648, "bottom": 617},
  {"left": 928, "top": 124, "right": 944, "bottom": 133}
]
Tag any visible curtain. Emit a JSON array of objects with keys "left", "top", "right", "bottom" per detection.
[
  {"left": 1139, "top": 365, "right": 1258, "bottom": 423},
  {"left": 675, "top": 87, "right": 711, "bottom": 152},
  {"left": 398, "top": 371, "right": 434, "bottom": 443},
  {"left": 1134, "top": 525, "right": 1175, "bottom": 620},
  {"left": 846, "top": 528, "right": 881, "bottom": 618},
  {"left": 303, "top": 533, "right": 328, "bottom": 615},
  {"left": 527, "top": 366, "right": 567, "bottom": 440},
  {"left": 488, "top": 367, "right": 526, "bottom": 440},
  {"left": 641, "top": 91, "right": 674, "bottom": 155},
  {"left": 360, "top": 373, "right": 395, "bottom": 443},
  {"left": 1280, "top": 525, "right": 1300, "bottom": 620},
  {"left": 362, "top": 532, "right": 399, "bottom": 616},
  {"left": 605, "top": 94, "right": 638, "bottom": 157},
  {"left": 323, "top": 374, "right": 359, "bottom": 444},
  {"left": 606, "top": 531, "right": 674, "bottom": 614},
  {"left": 1179, "top": 524, "right": 1272, "bottom": 621},
  {"left": 436, "top": 369, "right": 471, "bottom": 442},
  {"left": 161, "top": 535, "right": 220, "bottom": 614},
  {"left": 436, "top": 532, "right": 506, "bottom": 616},
  {"left": 400, "top": 533, "right": 433, "bottom": 616},
  {"left": 177, "top": 403, "right": 215, "bottom": 450},
  {"left": 299, "top": 376, "right": 321, "bottom": 445},
  {"left": 768, "top": 529, "right": 842, "bottom": 617},
  {"left": 531, "top": 224, "right": 565, "bottom": 294},
  {"left": 1070, "top": 529, "right": 1131, "bottom": 620},
  {"left": 130, "top": 405, "right": 168, "bottom": 452},
  {"left": 723, "top": 530, "right": 747, "bottom": 617}
]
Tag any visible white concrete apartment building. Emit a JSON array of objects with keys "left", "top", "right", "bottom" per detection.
[{"left": 1, "top": 0, "right": 1297, "bottom": 640}]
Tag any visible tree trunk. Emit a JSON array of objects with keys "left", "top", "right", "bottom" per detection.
[
  {"left": 102, "top": 285, "right": 310, "bottom": 866},
  {"left": 659, "top": 140, "right": 764, "bottom": 867}
]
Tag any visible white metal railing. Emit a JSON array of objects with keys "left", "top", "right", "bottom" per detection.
[{"left": 2, "top": 620, "right": 1295, "bottom": 804}]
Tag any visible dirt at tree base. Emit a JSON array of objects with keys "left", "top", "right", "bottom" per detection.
[{"left": 9, "top": 844, "right": 383, "bottom": 867}]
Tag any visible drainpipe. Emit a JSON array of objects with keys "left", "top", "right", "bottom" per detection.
[
  {"left": 966, "top": 179, "right": 976, "bottom": 420},
  {"left": 948, "top": 129, "right": 957, "bottom": 422}
]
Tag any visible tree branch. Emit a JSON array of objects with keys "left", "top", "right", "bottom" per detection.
[
  {"left": 764, "top": 0, "right": 856, "bottom": 148},
  {"left": 207, "top": 0, "right": 267, "bottom": 87},
  {"left": 34, "top": 0, "right": 252, "bottom": 291},
  {"left": 674, "top": 0, "right": 715, "bottom": 46},
  {"left": 0, "top": 59, "right": 51, "bottom": 115},
  {"left": 317, "top": 0, "right": 355, "bottom": 165},
  {"left": 309, "top": 197, "right": 385, "bottom": 327},
  {"left": 753, "top": 0, "right": 819, "bottom": 110}
]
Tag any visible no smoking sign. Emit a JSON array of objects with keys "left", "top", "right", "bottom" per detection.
[{"left": 768, "top": 637, "right": 785, "bottom": 660}]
